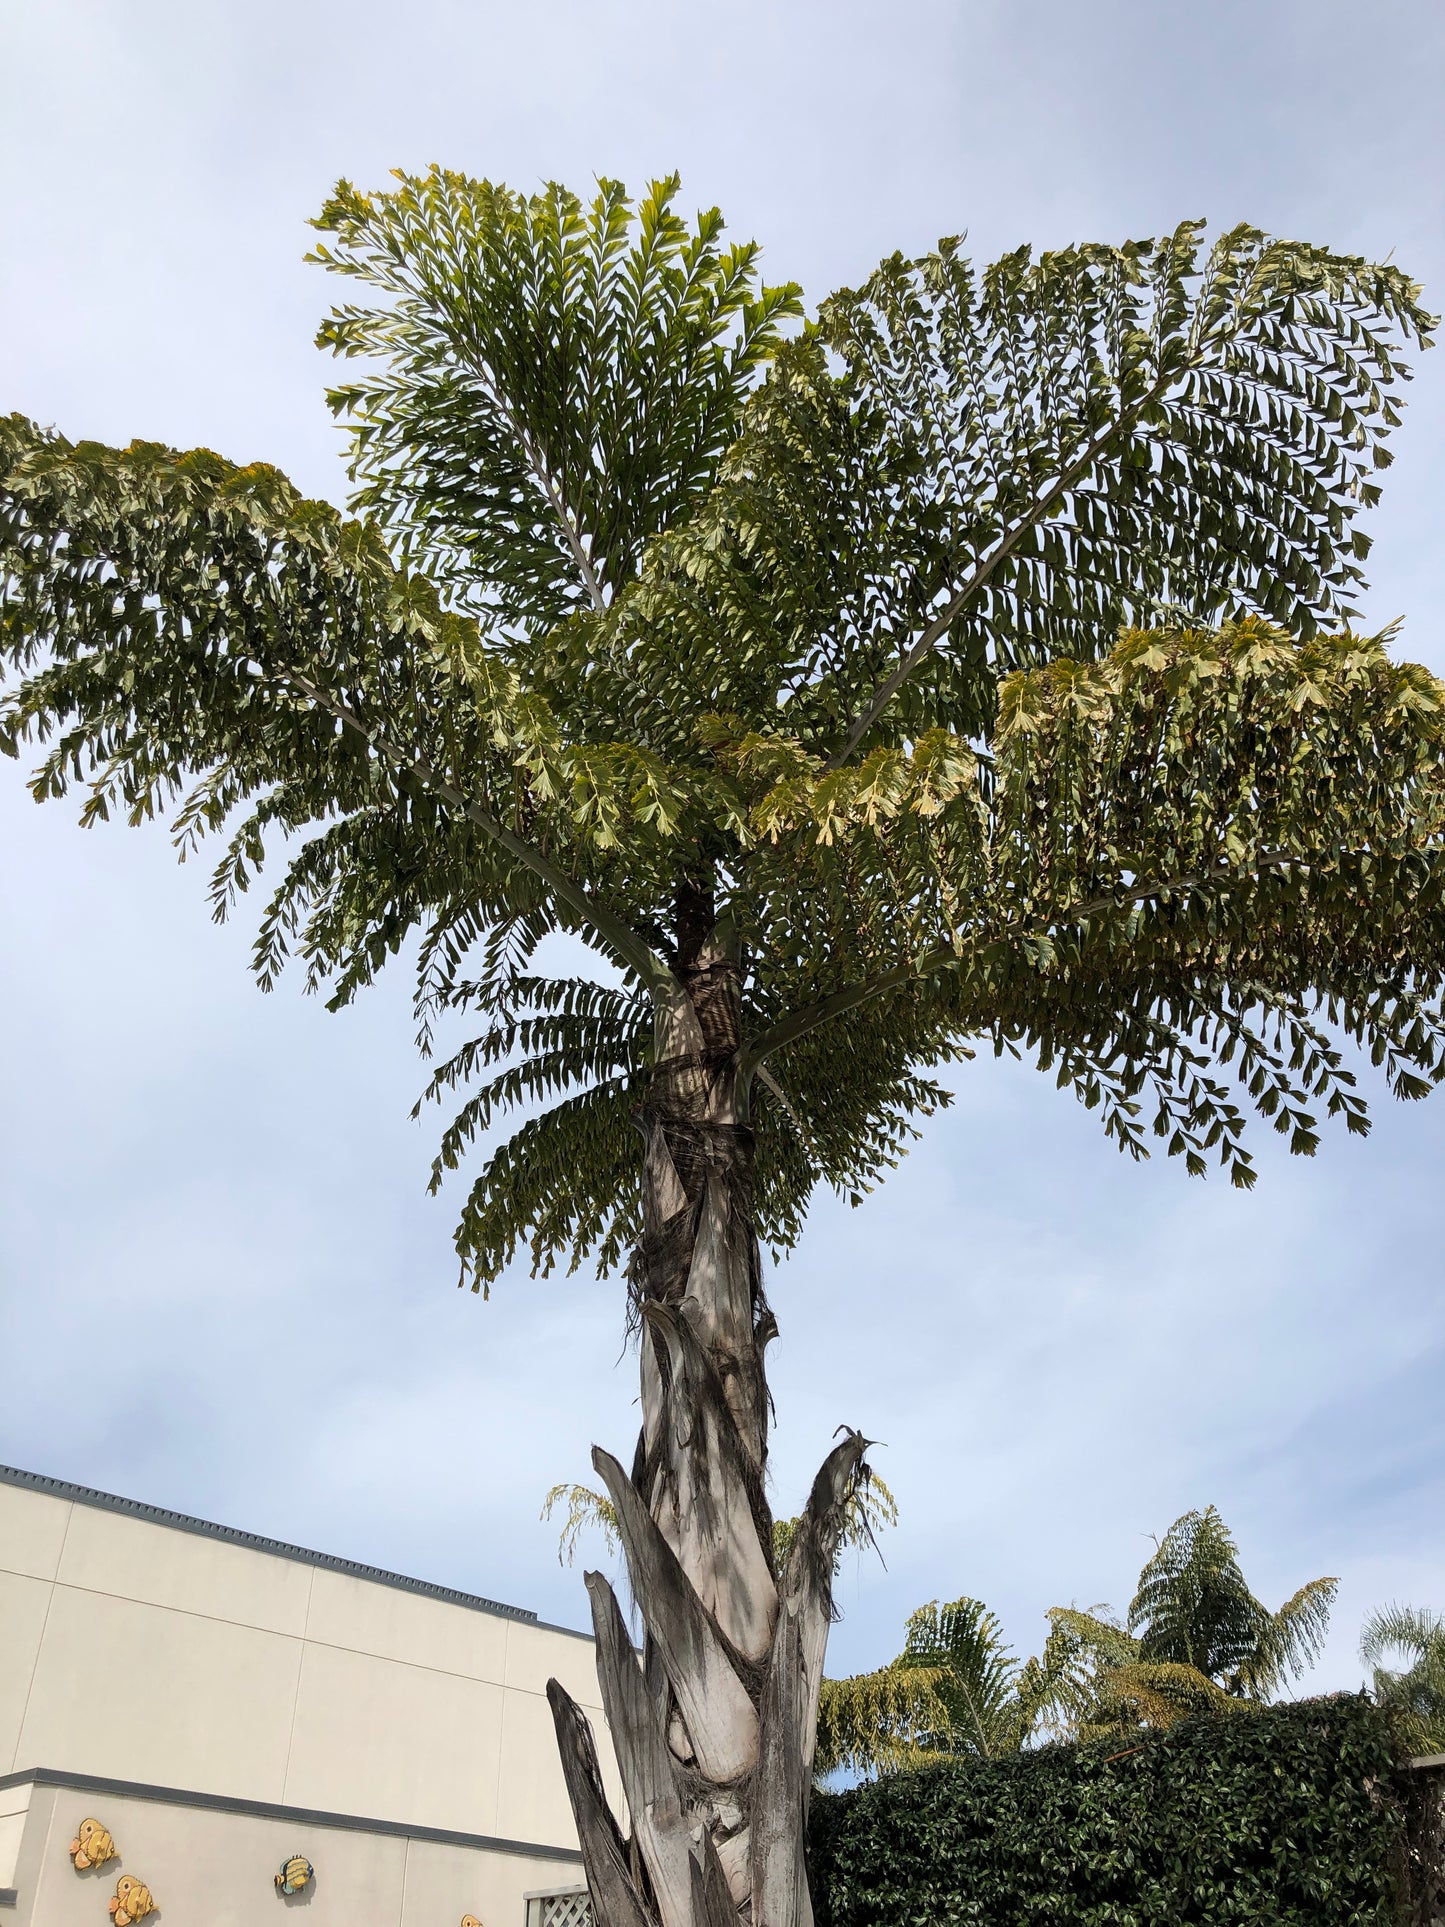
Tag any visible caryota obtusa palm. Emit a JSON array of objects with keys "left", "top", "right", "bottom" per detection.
[
  {"left": 3, "top": 169, "right": 1443, "bottom": 1926},
  {"left": 1035, "top": 1506, "right": 1340, "bottom": 1741}
]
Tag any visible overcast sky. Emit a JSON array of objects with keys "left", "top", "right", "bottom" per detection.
[{"left": 2, "top": 0, "right": 1443, "bottom": 1699}]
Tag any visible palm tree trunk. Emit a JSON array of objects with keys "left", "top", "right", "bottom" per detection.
[{"left": 547, "top": 889, "right": 867, "bottom": 1927}]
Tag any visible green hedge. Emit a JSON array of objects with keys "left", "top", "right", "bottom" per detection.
[{"left": 808, "top": 1696, "right": 1405, "bottom": 1926}]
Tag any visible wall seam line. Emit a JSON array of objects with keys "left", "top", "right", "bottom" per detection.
[
  {"left": 494, "top": 1620, "right": 511, "bottom": 1837},
  {"left": 7, "top": 1503, "right": 73, "bottom": 1776},
  {"left": 280, "top": 1564, "right": 316, "bottom": 1807}
]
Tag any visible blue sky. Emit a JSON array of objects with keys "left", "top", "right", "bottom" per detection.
[{"left": 2, "top": 0, "right": 1443, "bottom": 1694}]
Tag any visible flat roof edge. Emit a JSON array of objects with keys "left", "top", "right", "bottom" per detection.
[
  {"left": 0, "top": 1463, "right": 539, "bottom": 1626},
  {"left": 0, "top": 1768, "right": 583, "bottom": 1865}
]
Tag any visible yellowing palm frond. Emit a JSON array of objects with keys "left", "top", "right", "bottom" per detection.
[{"left": 815, "top": 1666, "right": 952, "bottom": 1777}]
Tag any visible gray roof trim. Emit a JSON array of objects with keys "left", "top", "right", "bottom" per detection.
[
  {"left": 0, "top": 1463, "right": 538, "bottom": 1625},
  {"left": 0, "top": 1768, "right": 583, "bottom": 1865}
]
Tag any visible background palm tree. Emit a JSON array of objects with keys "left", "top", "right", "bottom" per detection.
[
  {"left": 819, "top": 1505, "right": 1338, "bottom": 1770},
  {"left": 1037, "top": 1506, "right": 1337, "bottom": 1739},
  {"left": 894, "top": 1598, "right": 1040, "bottom": 1756},
  {"left": 1361, "top": 1605, "right": 1445, "bottom": 1757},
  {"left": 817, "top": 1596, "right": 1038, "bottom": 1774}
]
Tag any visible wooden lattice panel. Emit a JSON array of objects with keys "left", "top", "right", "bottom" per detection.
[{"left": 538, "top": 1890, "right": 592, "bottom": 1927}]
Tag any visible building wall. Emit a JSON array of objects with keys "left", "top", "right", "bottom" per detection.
[
  {"left": 1, "top": 1776, "right": 586, "bottom": 1926},
  {"left": 0, "top": 1469, "right": 615, "bottom": 1921}
]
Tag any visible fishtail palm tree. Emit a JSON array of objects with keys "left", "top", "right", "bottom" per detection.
[
  {"left": 4, "top": 168, "right": 1443, "bottom": 1926},
  {"left": 1039, "top": 1506, "right": 1337, "bottom": 1738},
  {"left": 819, "top": 1596, "right": 1037, "bottom": 1774},
  {"left": 1361, "top": 1605, "right": 1445, "bottom": 1756}
]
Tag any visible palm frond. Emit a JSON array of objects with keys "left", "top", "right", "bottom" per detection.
[
  {"left": 1242, "top": 1575, "right": 1339, "bottom": 1698},
  {"left": 815, "top": 1666, "right": 953, "bottom": 1777},
  {"left": 772, "top": 1470, "right": 898, "bottom": 1572},
  {"left": 541, "top": 1482, "right": 620, "bottom": 1567},
  {"left": 311, "top": 171, "right": 802, "bottom": 631},
  {"left": 1361, "top": 1603, "right": 1445, "bottom": 1755},
  {"left": 1129, "top": 1505, "right": 1271, "bottom": 1684},
  {"left": 4, "top": 206, "right": 1441, "bottom": 1291}
]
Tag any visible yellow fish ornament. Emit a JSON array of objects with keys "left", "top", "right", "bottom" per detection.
[
  {"left": 108, "top": 1874, "right": 157, "bottom": 1924},
  {"left": 68, "top": 1818, "right": 118, "bottom": 1870},
  {"left": 276, "top": 1853, "right": 314, "bottom": 1894},
  {"left": 462, "top": 1916, "right": 484, "bottom": 1927}
]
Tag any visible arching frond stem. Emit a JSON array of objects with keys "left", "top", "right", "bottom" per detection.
[
  {"left": 459, "top": 352, "right": 609, "bottom": 613},
  {"left": 283, "top": 668, "right": 673, "bottom": 995},
  {"left": 740, "top": 837, "right": 1392, "bottom": 1076},
  {"left": 829, "top": 361, "right": 1187, "bottom": 764}
]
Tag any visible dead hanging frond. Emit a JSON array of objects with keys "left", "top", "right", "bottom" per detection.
[{"left": 542, "top": 1481, "right": 620, "bottom": 1566}]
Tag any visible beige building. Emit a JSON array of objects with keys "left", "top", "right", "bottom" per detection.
[{"left": 0, "top": 1464, "right": 611, "bottom": 1926}]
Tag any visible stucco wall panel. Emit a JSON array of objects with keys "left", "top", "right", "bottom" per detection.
[
  {"left": 0, "top": 1486, "right": 71, "bottom": 1585},
  {"left": 0, "top": 1777, "right": 585, "bottom": 1927},
  {"left": 0, "top": 1574, "right": 56, "bottom": 1774},
  {"left": 0, "top": 1784, "right": 29, "bottom": 1888},
  {"left": 13, "top": 1587, "right": 302, "bottom": 1799},
  {"left": 492, "top": 1683, "right": 614, "bottom": 1848},
  {"left": 54, "top": 1503, "right": 313, "bottom": 1636},
  {"left": 303, "top": 1565, "right": 510, "bottom": 1683},
  {"left": 282, "top": 1639, "right": 507, "bottom": 1835},
  {"left": 0, "top": 1467, "right": 609, "bottom": 1878},
  {"left": 506, "top": 1618, "right": 600, "bottom": 1707},
  {"left": 24, "top": 1788, "right": 409, "bottom": 1927},
  {"left": 4, "top": 1779, "right": 56, "bottom": 1927},
  {"left": 399, "top": 1834, "right": 582, "bottom": 1927},
  {"left": 500, "top": 1620, "right": 623, "bottom": 1825}
]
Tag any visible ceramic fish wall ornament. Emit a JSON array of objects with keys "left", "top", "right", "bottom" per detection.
[
  {"left": 461, "top": 1916, "right": 484, "bottom": 1926},
  {"left": 275, "top": 1853, "right": 314, "bottom": 1895},
  {"left": 108, "top": 1875, "right": 157, "bottom": 1924},
  {"left": 68, "top": 1818, "right": 118, "bottom": 1870}
]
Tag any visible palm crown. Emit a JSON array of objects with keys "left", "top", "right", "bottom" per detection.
[
  {"left": 1043, "top": 1505, "right": 1338, "bottom": 1736},
  {"left": 6, "top": 171, "right": 1444, "bottom": 1927},
  {"left": 5, "top": 172, "right": 1441, "bottom": 1296},
  {"left": 1361, "top": 1605, "right": 1445, "bottom": 1756}
]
